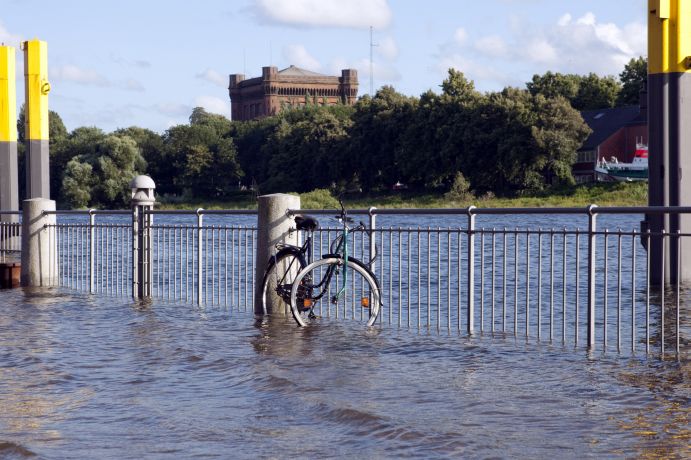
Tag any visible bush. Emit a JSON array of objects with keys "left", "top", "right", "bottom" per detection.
[
  {"left": 297, "top": 188, "right": 340, "bottom": 209},
  {"left": 444, "top": 172, "right": 473, "bottom": 202}
]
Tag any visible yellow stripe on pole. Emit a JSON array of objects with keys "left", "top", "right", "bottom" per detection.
[
  {"left": 649, "top": 0, "right": 691, "bottom": 74},
  {"left": 23, "top": 39, "right": 50, "bottom": 141},
  {"left": 0, "top": 46, "right": 17, "bottom": 143}
]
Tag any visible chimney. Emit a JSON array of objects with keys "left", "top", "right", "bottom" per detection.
[{"left": 639, "top": 84, "right": 648, "bottom": 121}]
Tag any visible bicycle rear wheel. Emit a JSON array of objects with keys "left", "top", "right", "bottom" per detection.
[
  {"left": 261, "top": 249, "right": 305, "bottom": 315},
  {"left": 289, "top": 257, "right": 381, "bottom": 327}
]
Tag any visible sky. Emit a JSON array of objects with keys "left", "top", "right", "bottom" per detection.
[{"left": 1, "top": 0, "right": 647, "bottom": 134}]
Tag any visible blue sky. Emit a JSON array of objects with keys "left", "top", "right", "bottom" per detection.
[{"left": 1, "top": 0, "right": 647, "bottom": 133}]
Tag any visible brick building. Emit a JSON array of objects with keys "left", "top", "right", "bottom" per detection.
[
  {"left": 228, "top": 65, "right": 358, "bottom": 121},
  {"left": 573, "top": 93, "right": 648, "bottom": 182}
]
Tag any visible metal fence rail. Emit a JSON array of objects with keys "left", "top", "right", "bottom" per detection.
[
  {"left": 296, "top": 206, "right": 689, "bottom": 356},
  {"left": 32, "top": 205, "right": 689, "bottom": 356},
  {"left": 0, "top": 211, "right": 21, "bottom": 263},
  {"left": 46, "top": 209, "right": 258, "bottom": 312}
]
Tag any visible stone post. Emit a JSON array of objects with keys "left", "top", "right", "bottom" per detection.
[
  {"left": 20, "top": 198, "right": 57, "bottom": 287},
  {"left": 255, "top": 193, "right": 300, "bottom": 315}
]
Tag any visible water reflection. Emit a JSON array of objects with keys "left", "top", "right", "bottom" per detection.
[{"left": 0, "top": 287, "right": 687, "bottom": 458}]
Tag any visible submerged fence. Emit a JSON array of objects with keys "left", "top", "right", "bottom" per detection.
[
  {"left": 2, "top": 205, "right": 688, "bottom": 355},
  {"left": 0, "top": 212, "right": 21, "bottom": 263}
]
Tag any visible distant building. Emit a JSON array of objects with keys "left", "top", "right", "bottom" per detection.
[
  {"left": 573, "top": 91, "right": 648, "bottom": 182},
  {"left": 228, "top": 65, "right": 358, "bottom": 121}
]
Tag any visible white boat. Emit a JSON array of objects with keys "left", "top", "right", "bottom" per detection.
[{"left": 594, "top": 144, "right": 648, "bottom": 182}]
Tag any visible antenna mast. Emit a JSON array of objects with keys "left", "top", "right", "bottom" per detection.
[{"left": 369, "top": 26, "right": 375, "bottom": 95}]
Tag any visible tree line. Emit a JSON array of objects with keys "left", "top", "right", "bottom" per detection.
[{"left": 18, "top": 57, "right": 646, "bottom": 208}]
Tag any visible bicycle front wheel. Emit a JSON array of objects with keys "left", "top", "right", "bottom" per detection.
[
  {"left": 289, "top": 257, "right": 381, "bottom": 327},
  {"left": 261, "top": 249, "right": 305, "bottom": 315}
]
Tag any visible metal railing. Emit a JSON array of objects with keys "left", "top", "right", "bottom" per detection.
[
  {"left": 0, "top": 211, "right": 21, "bottom": 263},
  {"left": 148, "top": 210, "right": 257, "bottom": 309},
  {"left": 33, "top": 205, "right": 689, "bottom": 356},
  {"left": 45, "top": 209, "right": 258, "bottom": 312},
  {"left": 294, "top": 206, "right": 689, "bottom": 356}
]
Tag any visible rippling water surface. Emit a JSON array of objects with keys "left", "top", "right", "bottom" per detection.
[{"left": 0, "top": 288, "right": 688, "bottom": 459}]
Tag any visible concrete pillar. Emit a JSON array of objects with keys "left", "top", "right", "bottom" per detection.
[
  {"left": 255, "top": 193, "right": 300, "bottom": 315},
  {"left": 0, "top": 45, "right": 18, "bottom": 222},
  {"left": 20, "top": 198, "right": 57, "bottom": 287}
]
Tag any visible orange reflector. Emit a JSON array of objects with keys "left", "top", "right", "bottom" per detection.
[
  {"left": 361, "top": 297, "right": 370, "bottom": 308},
  {"left": 303, "top": 299, "right": 313, "bottom": 308}
]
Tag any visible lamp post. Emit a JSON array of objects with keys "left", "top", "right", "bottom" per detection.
[{"left": 130, "top": 175, "right": 155, "bottom": 299}]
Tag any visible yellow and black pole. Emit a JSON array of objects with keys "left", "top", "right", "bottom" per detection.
[
  {"left": 0, "top": 45, "right": 18, "bottom": 222},
  {"left": 648, "top": 0, "right": 691, "bottom": 283},
  {"left": 22, "top": 39, "right": 50, "bottom": 199}
]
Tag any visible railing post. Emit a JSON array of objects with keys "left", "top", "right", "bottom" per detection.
[
  {"left": 89, "top": 209, "right": 95, "bottom": 294},
  {"left": 467, "top": 206, "right": 476, "bottom": 335},
  {"left": 587, "top": 204, "right": 598, "bottom": 348},
  {"left": 255, "top": 194, "right": 300, "bottom": 315},
  {"left": 130, "top": 176, "right": 155, "bottom": 299},
  {"left": 196, "top": 208, "right": 204, "bottom": 306},
  {"left": 20, "top": 198, "right": 57, "bottom": 286},
  {"left": 369, "top": 206, "right": 377, "bottom": 273}
]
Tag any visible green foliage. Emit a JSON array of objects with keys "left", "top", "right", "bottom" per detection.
[
  {"left": 60, "top": 133, "right": 147, "bottom": 208},
  {"left": 527, "top": 71, "right": 621, "bottom": 110},
  {"left": 444, "top": 172, "right": 472, "bottom": 202},
  {"left": 617, "top": 56, "right": 647, "bottom": 106},
  {"left": 296, "top": 188, "right": 340, "bottom": 209},
  {"left": 163, "top": 122, "right": 242, "bottom": 199}
]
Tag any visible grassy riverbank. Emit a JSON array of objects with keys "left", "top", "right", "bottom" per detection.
[{"left": 156, "top": 181, "right": 648, "bottom": 210}]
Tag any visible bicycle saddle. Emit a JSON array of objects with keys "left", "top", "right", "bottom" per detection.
[{"left": 294, "top": 214, "right": 319, "bottom": 231}]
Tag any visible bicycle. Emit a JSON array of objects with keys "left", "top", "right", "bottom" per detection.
[{"left": 260, "top": 200, "right": 382, "bottom": 327}]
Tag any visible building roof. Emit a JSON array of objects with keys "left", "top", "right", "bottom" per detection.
[
  {"left": 278, "top": 65, "right": 326, "bottom": 77},
  {"left": 579, "top": 105, "right": 642, "bottom": 151}
]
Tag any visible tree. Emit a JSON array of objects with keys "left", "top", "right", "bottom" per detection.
[
  {"left": 617, "top": 56, "right": 647, "bottom": 106},
  {"left": 60, "top": 133, "right": 147, "bottom": 208},
  {"left": 114, "top": 127, "right": 168, "bottom": 192},
  {"left": 528, "top": 71, "right": 621, "bottom": 110},
  {"left": 347, "top": 87, "right": 417, "bottom": 191},
  {"left": 573, "top": 73, "right": 620, "bottom": 110},
  {"left": 163, "top": 121, "right": 242, "bottom": 198},
  {"left": 260, "top": 106, "right": 352, "bottom": 193},
  {"left": 527, "top": 72, "right": 580, "bottom": 101}
]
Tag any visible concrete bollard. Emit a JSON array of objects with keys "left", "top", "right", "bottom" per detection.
[
  {"left": 21, "top": 198, "right": 57, "bottom": 287},
  {"left": 255, "top": 193, "right": 300, "bottom": 315}
]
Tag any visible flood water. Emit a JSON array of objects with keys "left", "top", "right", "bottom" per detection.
[{"left": 0, "top": 287, "right": 688, "bottom": 459}]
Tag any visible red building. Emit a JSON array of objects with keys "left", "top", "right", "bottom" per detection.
[{"left": 574, "top": 95, "right": 647, "bottom": 182}]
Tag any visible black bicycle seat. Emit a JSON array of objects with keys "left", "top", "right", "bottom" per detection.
[{"left": 294, "top": 214, "right": 319, "bottom": 231}]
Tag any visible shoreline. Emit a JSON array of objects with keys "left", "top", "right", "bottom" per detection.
[{"left": 154, "top": 181, "right": 648, "bottom": 211}]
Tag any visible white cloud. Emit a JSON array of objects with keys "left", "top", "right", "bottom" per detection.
[
  {"left": 155, "top": 102, "right": 191, "bottom": 117},
  {"left": 376, "top": 36, "right": 398, "bottom": 61},
  {"left": 253, "top": 0, "right": 392, "bottom": 29},
  {"left": 282, "top": 45, "right": 322, "bottom": 71},
  {"left": 557, "top": 14, "right": 572, "bottom": 27},
  {"left": 0, "top": 22, "right": 22, "bottom": 46},
  {"left": 195, "top": 96, "right": 230, "bottom": 117},
  {"left": 51, "top": 65, "right": 110, "bottom": 86},
  {"left": 454, "top": 28, "right": 468, "bottom": 45},
  {"left": 51, "top": 64, "right": 145, "bottom": 92},
  {"left": 110, "top": 53, "right": 151, "bottom": 69},
  {"left": 524, "top": 38, "right": 557, "bottom": 64},
  {"left": 436, "top": 54, "right": 514, "bottom": 89},
  {"left": 196, "top": 68, "right": 227, "bottom": 87},
  {"left": 328, "top": 57, "right": 400, "bottom": 93},
  {"left": 436, "top": 11, "right": 646, "bottom": 92},
  {"left": 474, "top": 35, "right": 508, "bottom": 58}
]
